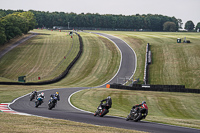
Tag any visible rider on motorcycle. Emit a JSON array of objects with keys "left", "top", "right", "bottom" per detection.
[
  {"left": 131, "top": 101, "right": 148, "bottom": 118},
  {"left": 50, "top": 92, "right": 60, "bottom": 102},
  {"left": 31, "top": 90, "right": 37, "bottom": 96},
  {"left": 37, "top": 92, "right": 45, "bottom": 99},
  {"left": 30, "top": 90, "right": 37, "bottom": 101},
  {"left": 100, "top": 96, "right": 112, "bottom": 109},
  {"left": 35, "top": 92, "right": 45, "bottom": 104}
]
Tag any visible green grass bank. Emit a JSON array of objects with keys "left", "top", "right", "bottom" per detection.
[
  {"left": 91, "top": 31, "right": 200, "bottom": 89},
  {"left": 71, "top": 88, "right": 200, "bottom": 129}
]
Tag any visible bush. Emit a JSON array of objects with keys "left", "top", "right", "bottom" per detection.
[{"left": 163, "top": 21, "right": 177, "bottom": 32}]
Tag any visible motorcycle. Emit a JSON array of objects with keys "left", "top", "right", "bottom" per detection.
[
  {"left": 126, "top": 104, "right": 148, "bottom": 122},
  {"left": 35, "top": 97, "right": 43, "bottom": 108},
  {"left": 30, "top": 92, "right": 36, "bottom": 101},
  {"left": 94, "top": 102, "right": 110, "bottom": 117},
  {"left": 48, "top": 96, "right": 58, "bottom": 110}
]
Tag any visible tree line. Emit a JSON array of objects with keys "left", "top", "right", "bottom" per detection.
[
  {"left": 29, "top": 10, "right": 180, "bottom": 31},
  {"left": 0, "top": 10, "right": 37, "bottom": 45},
  {"left": 0, "top": 9, "right": 179, "bottom": 31},
  {"left": 0, "top": 9, "right": 199, "bottom": 45}
]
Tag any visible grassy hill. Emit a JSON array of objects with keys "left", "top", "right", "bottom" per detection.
[
  {"left": 0, "top": 30, "right": 79, "bottom": 82},
  {"left": 0, "top": 30, "right": 120, "bottom": 86},
  {"left": 94, "top": 31, "right": 200, "bottom": 89},
  {"left": 53, "top": 31, "right": 120, "bottom": 87},
  {"left": 0, "top": 30, "right": 200, "bottom": 132},
  {"left": 70, "top": 31, "right": 200, "bottom": 129}
]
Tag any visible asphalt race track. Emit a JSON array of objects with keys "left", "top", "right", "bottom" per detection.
[{"left": 9, "top": 33, "right": 199, "bottom": 133}]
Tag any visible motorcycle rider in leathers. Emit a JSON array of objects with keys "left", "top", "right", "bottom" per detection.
[
  {"left": 31, "top": 90, "right": 37, "bottom": 97},
  {"left": 35, "top": 92, "right": 45, "bottom": 105},
  {"left": 50, "top": 92, "right": 60, "bottom": 104},
  {"left": 131, "top": 101, "right": 148, "bottom": 119},
  {"left": 100, "top": 96, "right": 112, "bottom": 109}
]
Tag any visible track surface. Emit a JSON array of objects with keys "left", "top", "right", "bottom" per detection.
[{"left": 10, "top": 33, "right": 199, "bottom": 133}]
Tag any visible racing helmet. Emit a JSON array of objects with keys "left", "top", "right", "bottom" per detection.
[
  {"left": 41, "top": 92, "right": 44, "bottom": 96},
  {"left": 107, "top": 96, "right": 111, "bottom": 99},
  {"left": 142, "top": 101, "right": 146, "bottom": 104},
  {"left": 56, "top": 92, "right": 59, "bottom": 95}
]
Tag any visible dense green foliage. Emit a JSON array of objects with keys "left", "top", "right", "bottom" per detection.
[
  {"left": 0, "top": 9, "right": 178, "bottom": 31},
  {"left": 163, "top": 21, "right": 176, "bottom": 31},
  {"left": 32, "top": 11, "right": 179, "bottom": 31},
  {"left": 0, "top": 11, "right": 37, "bottom": 45},
  {"left": 195, "top": 22, "right": 200, "bottom": 31},
  {"left": 185, "top": 20, "right": 195, "bottom": 31}
]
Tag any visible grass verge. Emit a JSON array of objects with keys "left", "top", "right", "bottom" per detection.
[{"left": 0, "top": 113, "right": 145, "bottom": 133}]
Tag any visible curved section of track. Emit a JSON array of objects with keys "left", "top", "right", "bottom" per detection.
[
  {"left": 94, "top": 32, "right": 136, "bottom": 86},
  {"left": 9, "top": 33, "right": 199, "bottom": 133}
]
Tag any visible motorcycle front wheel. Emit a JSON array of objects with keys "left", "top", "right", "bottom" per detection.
[
  {"left": 100, "top": 109, "right": 109, "bottom": 117},
  {"left": 133, "top": 113, "right": 142, "bottom": 122},
  {"left": 126, "top": 115, "right": 130, "bottom": 121},
  {"left": 35, "top": 101, "right": 40, "bottom": 108},
  {"left": 30, "top": 95, "right": 34, "bottom": 101},
  {"left": 48, "top": 103, "right": 53, "bottom": 110}
]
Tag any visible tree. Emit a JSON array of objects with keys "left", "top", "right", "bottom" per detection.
[
  {"left": 21, "top": 11, "right": 37, "bottom": 31},
  {"left": 0, "top": 11, "right": 37, "bottom": 44},
  {"left": 163, "top": 21, "right": 177, "bottom": 31},
  {"left": 177, "top": 19, "right": 183, "bottom": 29},
  {"left": 195, "top": 22, "right": 200, "bottom": 31},
  {"left": 0, "top": 20, "right": 6, "bottom": 44},
  {"left": 185, "top": 20, "right": 195, "bottom": 31}
]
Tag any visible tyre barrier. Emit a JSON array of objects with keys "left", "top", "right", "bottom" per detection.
[
  {"left": 109, "top": 84, "right": 200, "bottom": 94},
  {"left": 0, "top": 33, "right": 83, "bottom": 85},
  {"left": 144, "top": 43, "right": 150, "bottom": 85}
]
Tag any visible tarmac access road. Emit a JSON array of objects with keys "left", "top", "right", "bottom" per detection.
[
  {"left": 0, "top": 32, "right": 37, "bottom": 58},
  {"left": 10, "top": 33, "right": 200, "bottom": 133}
]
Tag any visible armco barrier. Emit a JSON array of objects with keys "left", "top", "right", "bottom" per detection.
[
  {"left": 0, "top": 32, "right": 83, "bottom": 85},
  {"left": 109, "top": 84, "right": 200, "bottom": 93}
]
